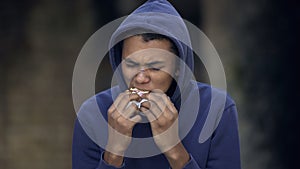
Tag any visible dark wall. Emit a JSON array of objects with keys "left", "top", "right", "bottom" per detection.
[{"left": 0, "top": 0, "right": 299, "bottom": 169}]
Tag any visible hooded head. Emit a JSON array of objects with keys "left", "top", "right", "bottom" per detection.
[{"left": 109, "top": 0, "right": 195, "bottom": 105}]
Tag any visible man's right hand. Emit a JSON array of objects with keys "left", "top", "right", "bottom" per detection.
[{"left": 104, "top": 91, "right": 142, "bottom": 167}]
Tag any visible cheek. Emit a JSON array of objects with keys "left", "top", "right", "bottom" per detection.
[
  {"left": 152, "top": 72, "right": 174, "bottom": 91},
  {"left": 121, "top": 66, "right": 134, "bottom": 83}
]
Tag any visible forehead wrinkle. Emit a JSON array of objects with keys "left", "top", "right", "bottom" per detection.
[{"left": 124, "top": 51, "right": 167, "bottom": 63}]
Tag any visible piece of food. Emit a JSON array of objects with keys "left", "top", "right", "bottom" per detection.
[
  {"left": 129, "top": 87, "right": 150, "bottom": 97},
  {"left": 127, "top": 88, "right": 149, "bottom": 117}
]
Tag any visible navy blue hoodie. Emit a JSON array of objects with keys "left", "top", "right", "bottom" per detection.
[{"left": 72, "top": 0, "right": 241, "bottom": 168}]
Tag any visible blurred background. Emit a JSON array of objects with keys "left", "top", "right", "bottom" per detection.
[{"left": 0, "top": 0, "right": 299, "bottom": 169}]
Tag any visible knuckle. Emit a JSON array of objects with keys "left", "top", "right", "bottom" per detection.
[
  {"left": 165, "top": 112, "right": 173, "bottom": 120},
  {"left": 116, "top": 117, "right": 124, "bottom": 124},
  {"left": 121, "top": 91, "right": 128, "bottom": 96},
  {"left": 149, "top": 93, "right": 156, "bottom": 101},
  {"left": 108, "top": 105, "right": 115, "bottom": 113},
  {"left": 151, "top": 121, "right": 159, "bottom": 129},
  {"left": 158, "top": 117, "right": 167, "bottom": 125},
  {"left": 119, "top": 120, "right": 131, "bottom": 129},
  {"left": 126, "top": 103, "right": 137, "bottom": 112},
  {"left": 158, "top": 95, "right": 164, "bottom": 102},
  {"left": 173, "top": 109, "right": 178, "bottom": 115},
  {"left": 162, "top": 94, "right": 168, "bottom": 100},
  {"left": 122, "top": 122, "right": 131, "bottom": 129},
  {"left": 147, "top": 94, "right": 152, "bottom": 101},
  {"left": 111, "top": 112, "right": 118, "bottom": 119},
  {"left": 118, "top": 93, "right": 125, "bottom": 99},
  {"left": 130, "top": 103, "right": 138, "bottom": 110},
  {"left": 129, "top": 93, "right": 139, "bottom": 100},
  {"left": 110, "top": 112, "right": 115, "bottom": 118},
  {"left": 123, "top": 96, "right": 130, "bottom": 103}
]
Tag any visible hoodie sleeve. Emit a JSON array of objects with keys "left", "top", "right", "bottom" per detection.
[
  {"left": 181, "top": 154, "right": 202, "bottom": 169},
  {"left": 72, "top": 119, "right": 126, "bottom": 169}
]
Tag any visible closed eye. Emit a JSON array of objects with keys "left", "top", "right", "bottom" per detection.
[
  {"left": 149, "top": 67, "right": 163, "bottom": 71},
  {"left": 146, "top": 61, "right": 164, "bottom": 71}
]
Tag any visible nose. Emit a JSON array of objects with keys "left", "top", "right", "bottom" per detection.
[{"left": 135, "top": 69, "right": 150, "bottom": 84}]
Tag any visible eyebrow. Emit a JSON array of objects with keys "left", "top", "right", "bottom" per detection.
[
  {"left": 124, "top": 58, "right": 138, "bottom": 65},
  {"left": 124, "top": 58, "right": 165, "bottom": 66},
  {"left": 145, "top": 61, "right": 164, "bottom": 67}
]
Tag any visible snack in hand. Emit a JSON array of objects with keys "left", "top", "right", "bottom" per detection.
[
  {"left": 129, "top": 87, "right": 150, "bottom": 97},
  {"left": 127, "top": 88, "right": 149, "bottom": 116}
]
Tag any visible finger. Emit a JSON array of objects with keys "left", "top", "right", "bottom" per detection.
[
  {"left": 145, "top": 100, "right": 163, "bottom": 119},
  {"left": 110, "top": 109, "right": 121, "bottom": 120},
  {"left": 142, "top": 92, "right": 167, "bottom": 113},
  {"left": 140, "top": 107, "right": 157, "bottom": 122},
  {"left": 116, "top": 93, "right": 140, "bottom": 112},
  {"left": 145, "top": 95, "right": 177, "bottom": 124},
  {"left": 140, "top": 104, "right": 174, "bottom": 125},
  {"left": 140, "top": 99, "right": 150, "bottom": 109},
  {"left": 147, "top": 93, "right": 177, "bottom": 116},
  {"left": 107, "top": 104, "right": 116, "bottom": 115},
  {"left": 123, "top": 104, "right": 142, "bottom": 124},
  {"left": 128, "top": 93, "right": 141, "bottom": 101},
  {"left": 108, "top": 93, "right": 126, "bottom": 117},
  {"left": 160, "top": 94, "right": 178, "bottom": 115},
  {"left": 123, "top": 103, "right": 138, "bottom": 119},
  {"left": 162, "top": 107, "right": 175, "bottom": 121},
  {"left": 112, "top": 90, "right": 139, "bottom": 108},
  {"left": 164, "top": 96, "right": 177, "bottom": 113},
  {"left": 113, "top": 92, "right": 128, "bottom": 108},
  {"left": 130, "top": 114, "right": 142, "bottom": 124}
]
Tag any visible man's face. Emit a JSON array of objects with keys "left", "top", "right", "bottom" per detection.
[{"left": 121, "top": 36, "right": 178, "bottom": 92}]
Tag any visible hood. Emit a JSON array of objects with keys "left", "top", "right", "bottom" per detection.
[{"left": 109, "top": 0, "right": 194, "bottom": 105}]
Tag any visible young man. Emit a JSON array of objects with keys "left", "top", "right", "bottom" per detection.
[{"left": 72, "top": 0, "right": 241, "bottom": 169}]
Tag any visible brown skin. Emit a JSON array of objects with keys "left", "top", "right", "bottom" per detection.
[{"left": 104, "top": 36, "right": 190, "bottom": 169}]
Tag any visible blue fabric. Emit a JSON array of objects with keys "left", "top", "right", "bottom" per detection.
[
  {"left": 72, "top": 83, "right": 241, "bottom": 169},
  {"left": 72, "top": 0, "right": 241, "bottom": 168}
]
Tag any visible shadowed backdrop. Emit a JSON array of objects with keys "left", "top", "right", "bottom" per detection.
[{"left": 0, "top": 0, "right": 299, "bottom": 169}]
